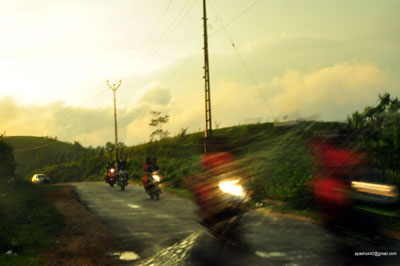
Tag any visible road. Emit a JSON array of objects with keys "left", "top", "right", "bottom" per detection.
[{"left": 75, "top": 182, "right": 399, "bottom": 266}]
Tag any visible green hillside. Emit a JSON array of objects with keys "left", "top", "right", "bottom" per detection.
[
  {"left": 34, "top": 121, "right": 345, "bottom": 203},
  {"left": 3, "top": 136, "right": 88, "bottom": 178},
  {"left": 6, "top": 94, "right": 400, "bottom": 212}
]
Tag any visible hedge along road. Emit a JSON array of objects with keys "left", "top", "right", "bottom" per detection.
[{"left": 74, "top": 182, "right": 400, "bottom": 266}]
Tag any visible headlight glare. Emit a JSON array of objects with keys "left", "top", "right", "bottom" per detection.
[{"left": 219, "top": 179, "right": 245, "bottom": 197}]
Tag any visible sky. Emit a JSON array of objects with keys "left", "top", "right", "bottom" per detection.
[{"left": 1, "top": 0, "right": 399, "bottom": 146}]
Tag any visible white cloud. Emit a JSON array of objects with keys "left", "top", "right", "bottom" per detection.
[
  {"left": 139, "top": 84, "right": 171, "bottom": 106},
  {"left": 268, "top": 62, "right": 387, "bottom": 120},
  {"left": 245, "top": 33, "right": 290, "bottom": 52},
  {"left": 0, "top": 61, "right": 395, "bottom": 146}
]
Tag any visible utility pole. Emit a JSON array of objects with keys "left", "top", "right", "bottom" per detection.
[
  {"left": 106, "top": 80, "right": 122, "bottom": 168},
  {"left": 203, "top": 0, "right": 212, "bottom": 153}
]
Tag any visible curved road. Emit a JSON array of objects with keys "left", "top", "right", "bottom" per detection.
[{"left": 75, "top": 182, "right": 399, "bottom": 266}]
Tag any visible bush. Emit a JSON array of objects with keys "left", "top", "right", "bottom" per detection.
[{"left": 0, "top": 140, "right": 16, "bottom": 181}]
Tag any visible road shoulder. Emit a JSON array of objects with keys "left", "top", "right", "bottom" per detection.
[{"left": 45, "top": 185, "right": 128, "bottom": 266}]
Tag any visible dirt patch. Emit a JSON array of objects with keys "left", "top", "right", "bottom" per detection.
[{"left": 45, "top": 185, "right": 129, "bottom": 266}]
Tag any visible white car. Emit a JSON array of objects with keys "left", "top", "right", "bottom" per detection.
[{"left": 31, "top": 174, "right": 50, "bottom": 184}]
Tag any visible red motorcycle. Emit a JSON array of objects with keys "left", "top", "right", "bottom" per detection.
[
  {"left": 142, "top": 170, "right": 163, "bottom": 199},
  {"left": 310, "top": 135, "right": 399, "bottom": 239},
  {"left": 186, "top": 152, "right": 251, "bottom": 246},
  {"left": 106, "top": 167, "right": 117, "bottom": 187}
]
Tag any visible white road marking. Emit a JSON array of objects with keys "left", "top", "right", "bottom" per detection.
[
  {"left": 120, "top": 251, "right": 140, "bottom": 261},
  {"left": 154, "top": 214, "right": 172, "bottom": 219},
  {"left": 127, "top": 204, "right": 141, "bottom": 209},
  {"left": 137, "top": 232, "right": 200, "bottom": 266},
  {"left": 129, "top": 232, "right": 151, "bottom": 236},
  {"left": 255, "top": 251, "right": 287, "bottom": 258},
  {"left": 110, "top": 251, "right": 140, "bottom": 261}
]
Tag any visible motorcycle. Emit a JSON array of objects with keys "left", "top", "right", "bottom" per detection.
[
  {"left": 314, "top": 168, "right": 399, "bottom": 239},
  {"left": 143, "top": 170, "right": 163, "bottom": 200},
  {"left": 194, "top": 173, "right": 250, "bottom": 245},
  {"left": 106, "top": 167, "right": 117, "bottom": 187},
  {"left": 310, "top": 134, "right": 400, "bottom": 240},
  {"left": 117, "top": 169, "right": 129, "bottom": 191}
]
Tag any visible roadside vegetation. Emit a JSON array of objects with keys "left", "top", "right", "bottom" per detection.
[
  {"left": 0, "top": 139, "right": 64, "bottom": 266},
  {"left": 5, "top": 93, "right": 400, "bottom": 230},
  {"left": 3, "top": 136, "right": 89, "bottom": 177}
]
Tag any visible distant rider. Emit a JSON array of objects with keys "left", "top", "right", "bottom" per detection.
[
  {"left": 142, "top": 157, "right": 153, "bottom": 187},
  {"left": 105, "top": 161, "right": 115, "bottom": 182}
]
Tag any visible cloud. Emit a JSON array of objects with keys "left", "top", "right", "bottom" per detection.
[
  {"left": 268, "top": 62, "right": 387, "bottom": 120},
  {"left": 0, "top": 93, "right": 176, "bottom": 146},
  {"left": 0, "top": 62, "right": 394, "bottom": 147},
  {"left": 245, "top": 33, "right": 290, "bottom": 52},
  {"left": 138, "top": 83, "right": 171, "bottom": 106},
  {"left": 0, "top": 97, "right": 140, "bottom": 146}
]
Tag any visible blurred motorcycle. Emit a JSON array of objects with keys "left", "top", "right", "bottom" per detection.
[
  {"left": 313, "top": 168, "right": 399, "bottom": 239},
  {"left": 142, "top": 171, "right": 163, "bottom": 200},
  {"left": 106, "top": 167, "right": 117, "bottom": 187},
  {"left": 192, "top": 172, "right": 250, "bottom": 245},
  {"left": 311, "top": 135, "right": 400, "bottom": 240},
  {"left": 117, "top": 169, "right": 129, "bottom": 191}
]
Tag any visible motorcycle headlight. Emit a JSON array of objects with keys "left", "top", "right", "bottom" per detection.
[
  {"left": 351, "top": 181, "right": 398, "bottom": 198},
  {"left": 110, "top": 168, "right": 115, "bottom": 173},
  {"left": 218, "top": 179, "right": 245, "bottom": 197},
  {"left": 153, "top": 175, "right": 160, "bottom": 182}
]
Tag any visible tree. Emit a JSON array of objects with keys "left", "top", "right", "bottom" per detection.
[
  {"left": 0, "top": 140, "right": 16, "bottom": 181},
  {"left": 149, "top": 111, "right": 170, "bottom": 141},
  {"left": 178, "top": 127, "right": 188, "bottom": 138},
  {"left": 347, "top": 93, "right": 400, "bottom": 171},
  {"left": 105, "top": 141, "right": 115, "bottom": 152}
]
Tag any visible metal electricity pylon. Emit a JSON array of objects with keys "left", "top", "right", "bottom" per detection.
[
  {"left": 106, "top": 80, "right": 122, "bottom": 167},
  {"left": 203, "top": 0, "right": 212, "bottom": 153}
]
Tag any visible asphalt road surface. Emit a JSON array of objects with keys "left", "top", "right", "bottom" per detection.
[{"left": 75, "top": 182, "right": 400, "bottom": 266}]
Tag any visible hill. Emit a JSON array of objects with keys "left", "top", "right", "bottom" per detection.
[
  {"left": 3, "top": 136, "right": 89, "bottom": 178},
  {"left": 33, "top": 121, "right": 346, "bottom": 203}
]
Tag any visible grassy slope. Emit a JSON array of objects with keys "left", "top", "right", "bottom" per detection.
[
  {"left": 12, "top": 122, "right": 399, "bottom": 220},
  {"left": 6, "top": 121, "right": 398, "bottom": 241},
  {"left": 0, "top": 180, "right": 64, "bottom": 266},
  {"left": 4, "top": 136, "right": 88, "bottom": 178},
  {"left": 34, "top": 121, "right": 344, "bottom": 190}
]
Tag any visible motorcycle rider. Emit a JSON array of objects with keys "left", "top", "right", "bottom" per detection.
[
  {"left": 151, "top": 157, "right": 160, "bottom": 172},
  {"left": 105, "top": 160, "right": 115, "bottom": 182},
  {"left": 143, "top": 157, "right": 152, "bottom": 173},
  {"left": 117, "top": 155, "right": 128, "bottom": 186},
  {"left": 142, "top": 156, "right": 163, "bottom": 198},
  {"left": 184, "top": 137, "right": 240, "bottom": 228},
  {"left": 142, "top": 157, "right": 151, "bottom": 185},
  {"left": 118, "top": 157, "right": 127, "bottom": 171},
  {"left": 309, "top": 130, "right": 387, "bottom": 236}
]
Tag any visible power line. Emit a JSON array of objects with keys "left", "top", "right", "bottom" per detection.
[
  {"left": 140, "top": 0, "right": 194, "bottom": 63},
  {"left": 22, "top": 86, "right": 111, "bottom": 145},
  {"left": 232, "top": 44, "right": 275, "bottom": 117},
  {"left": 209, "top": 0, "right": 275, "bottom": 118},
  {"left": 13, "top": 140, "right": 58, "bottom": 152},
  {"left": 155, "top": 1, "right": 266, "bottom": 86},
  {"left": 55, "top": 87, "right": 109, "bottom": 118},
  {"left": 143, "top": 0, "right": 198, "bottom": 65},
  {"left": 142, "top": 0, "right": 265, "bottom": 87},
  {"left": 134, "top": 0, "right": 175, "bottom": 58},
  {"left": 210, "top": 0, "right": 264, "bottom": 37},
  {"left": 164, "top": 43, "right": 202, "bottom": 84}
]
